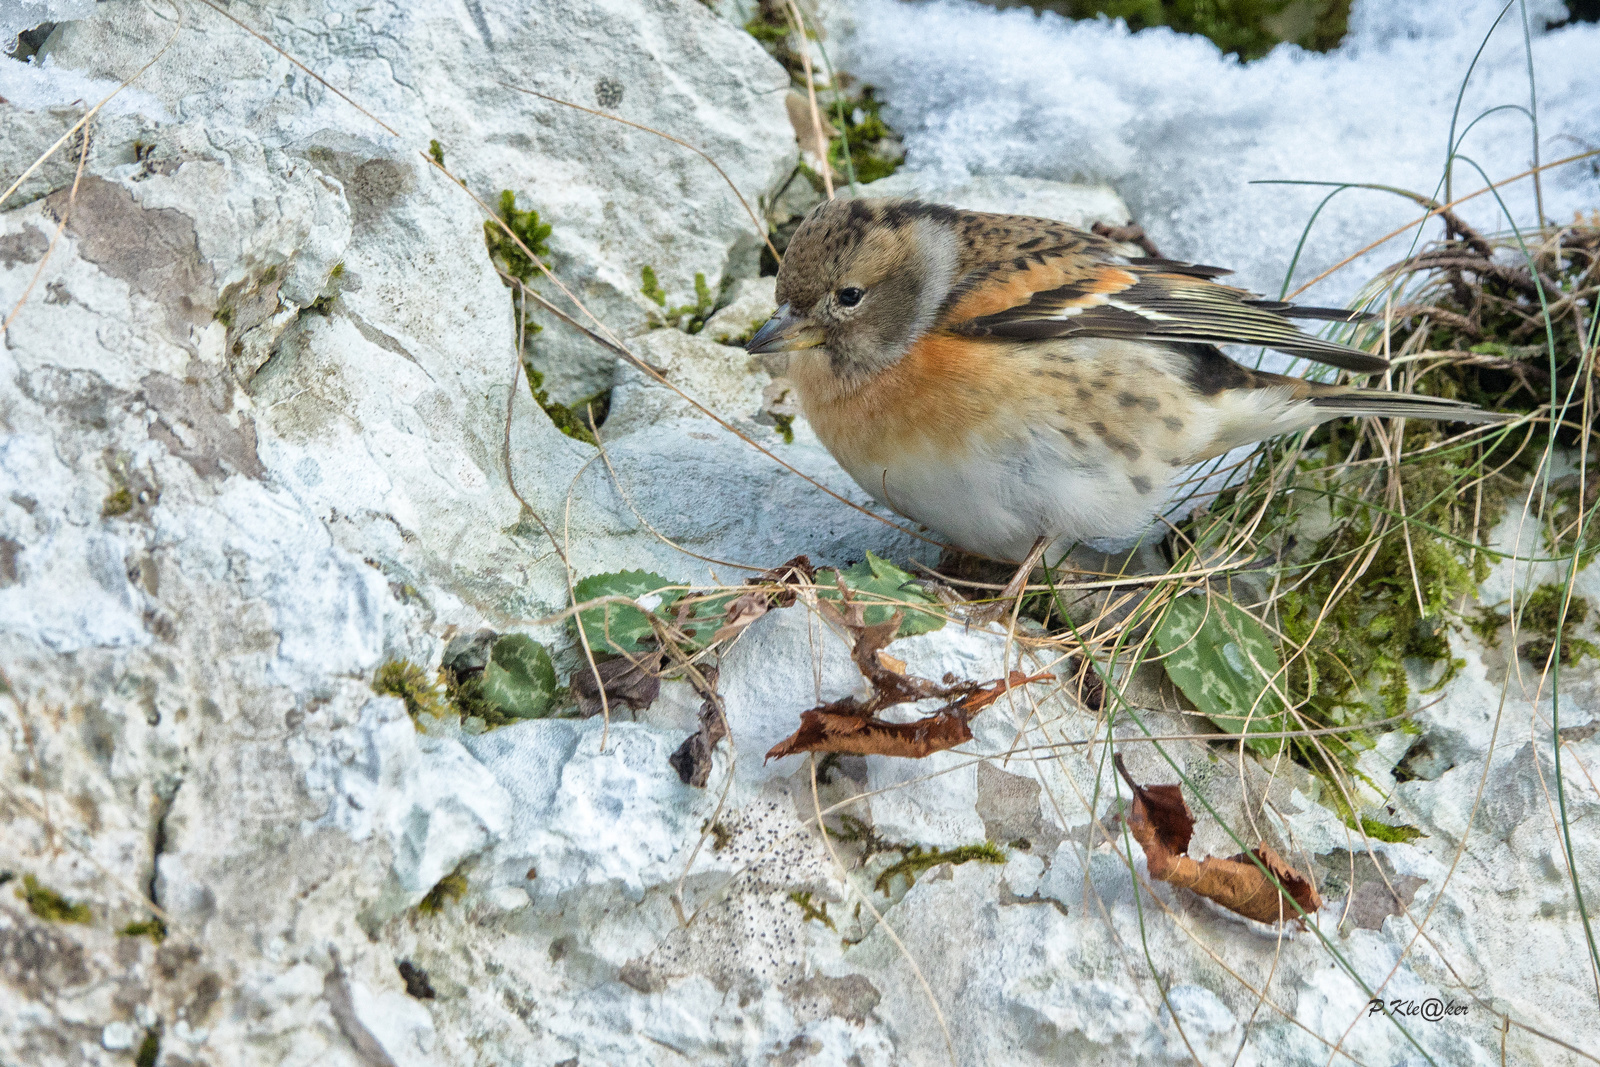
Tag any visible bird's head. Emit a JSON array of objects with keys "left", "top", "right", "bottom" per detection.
[{"left": 746, "top": 198, "right": 961, "bottom": 381}]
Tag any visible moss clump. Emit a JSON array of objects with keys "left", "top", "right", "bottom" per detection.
[
  {"left": 428, "top": 139, "right": 445, "bottom": 167},
  {"left": 827, "top": 86, "right": 903, "bottom": 185},
  {"left": 1522, "top": 584, "right": 1590, "bottom": 632},
  {"left": 704, "top": 820, "right": 734, "bottom": 852},
  {"left": 102, "top": 487, "right": 133, "bottom": 518},
  {"left": 640, "top": 267, "right": 715, "bottom": 334},
  {"left": 788, "top": 890, "right": 836, "bottom": 929},
  {"left": 1469, "top": 585, "right": 1597, "bottom": 666},
  {"left": 873, "top": 842, "right": 1006, "bottom": 895},
  {"left": 120, "top": 918, "right": 168, "bottom": 942},
  {"left": 214, "top": 303, "right": 234, "bottom": 327},
  {"left": 771, "top": 412, "right": 795, "bottom": 445},
  {"left": 417, "top": 868, "right": 468, "bottom": 915},
  {"left": 1357, "top": 816, "right": 1426, "bottom": 844},
  {"left": 1038, "top": 0, "right": 1351, "bottom": 59},
  {"left": 526, "top": 366, "right": 602, "bottom": 447},
  {"left": 18, "top": 874, "right": 91, "bottom": 924},
  {"left": 134, "top": 1027, "right": 161, "bottom": 1067},
  {"left": 484, "top": 190, "right": 552, "bottom": 286},
  {"left": 372, "top": 660, "right": 449, "bottom": 722}
]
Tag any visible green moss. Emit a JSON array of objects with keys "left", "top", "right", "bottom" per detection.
[
  {"left": 827, "top": 86, "right": 903, "bottom": 185},
  {"left": 134, "top": 1027, "right": 160, "bottom": 1067},
  {"left": 771, "top": 412, "right": 795, "bottom": 445},
  {"left": 640, "top": 265, "right": 667, "bottom": 307},
  {"left": 484, "top": 190, "right": 552, "bottom": 286},
  {"left": 1356, "top": 816, "right": 1426, "bottom": 843},
  {"left": 102, "top": 487, "right": 133, "bottom": 518},
  {"left": 744, "top": 14, "right": 790, "bottom": 45},
  {"left": 829, "top": 813, "right": 898, "bottom": 858},
  {"left": 1523, "top": 635, "right": 1600, "bottom": 667},
  {"left": 372, "top": 660, "right": 449, "bottom": 722},
  {"left": 329, "top": 261, "right": 345, "bottom": 280},
  {"left": 120, "top": 918, "right": 167, "bottom": 942},
  {"left": 788, "top": 890, "right": 836, "bottom": 930},
  {"left": 1467, "top": 585, "right": 1595, "bottom": 666},
  {"left": 641, "top": 267, "right": 715, "bottom": 334},
  {"left": 214, "top": 303, "right": 234, "bottom": 327},
  {"left": 873, "top": 842, "right": 1005, "bottom": 895},
  {"left": 18, "top": 874, "right": 91, "bottom": 924},
  {"left": 428, "top": 139, "right": 445, "bottom": 167},
  {"left": 525, "top": 365, "right": 600, "bottom": 447},
  {"left": 704, "top": 820, "right": 734, "bottom": 852},
  {"left": 1041, "top": 0, "right": 1352, "bottom": 60},
  {"left": 417, "top": 868, "right": 468, "bottom": 915}
]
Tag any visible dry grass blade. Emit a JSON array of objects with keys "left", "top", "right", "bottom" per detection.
[{"left": 783, "top": 0, "right": 834, "bottom": 199}]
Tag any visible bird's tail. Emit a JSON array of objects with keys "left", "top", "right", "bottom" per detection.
[{"left": 1305, "top": 387, "right": 1513, "bottom": 425}]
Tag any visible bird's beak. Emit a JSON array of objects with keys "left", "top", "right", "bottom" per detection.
[{"left": 746, "top": 303, "right": 824, "bottom": 355}]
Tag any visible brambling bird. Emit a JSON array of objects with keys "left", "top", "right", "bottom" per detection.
[{"left": 747, "top": 197, "right": 1502, "bottom": 567}]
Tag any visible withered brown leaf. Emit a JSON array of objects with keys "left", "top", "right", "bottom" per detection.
[
  {"left": 765, "top": 602, "right": 1054, "bottom": 762},
  {"left": 1114, "top": 754, "right": 1323, "bottom": 926},
  {"left": 765, "top": 709, "right": 972, "bottom": 760},
  {"left": 669, "top": 666, "right": 727, "bottom": 788},
  {"left": 573, "top": 651, "right": 664, "bottom": 719}
]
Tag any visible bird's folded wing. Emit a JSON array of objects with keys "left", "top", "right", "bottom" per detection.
[{"left": 938, "top": 240, "right": 1388, "bottom": 375}]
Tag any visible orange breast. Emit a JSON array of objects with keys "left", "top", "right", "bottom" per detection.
[{"left": 792, "top": 333, "right": 1034, "bottom": 468}]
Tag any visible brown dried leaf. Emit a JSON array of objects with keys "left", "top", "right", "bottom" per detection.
[
  {"left": 711, "top": 589, "right": 771, "bottom": 645},
  {"left": 765, "top": 709, "right": 972, "bottom": 761},
  {"left": 759, "top": 554, "right": 815, "bottom": 605},
  {"left": 573, "top": 652, "right": 663, "bottom": 719},
  {"left": 765, "top": 596, "right": 1054, "bottom": 761},
  {"left": 669, "top": 666, "right": 727, "bottom": 788},
  {"left": 1115, "top": 754, "right": 1322, "bottom": 926}
]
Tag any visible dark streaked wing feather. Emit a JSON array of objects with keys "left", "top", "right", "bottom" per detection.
[{"left": 935, "top": 219, "right": 1389, "bottom": 374}]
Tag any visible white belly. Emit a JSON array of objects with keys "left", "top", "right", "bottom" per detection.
[{"left": 839, "top": 428, "right": 1163, "bottom": 563}]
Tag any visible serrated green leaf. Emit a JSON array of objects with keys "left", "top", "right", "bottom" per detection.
[
  {"left": 572, "top": 570, "right": 678, "bottom": 653},
  {"left": 479, "top": 634, "right": 557, "bottom": 720},
  {"left": 816, "top": 551, "right": 945, "bottom": 636},
  {"left": 1153, "top": 594, "right": 1287, "bottom": 757}
]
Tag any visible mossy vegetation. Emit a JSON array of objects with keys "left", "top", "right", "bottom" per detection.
[
  {"left": 120, "top": 918, "right": 168, "bottom": 942},
  {"left": 527, "top": 366, "right": 603, "bottom": 447},
  {"left": 826, "top": 86, "right": 902, "bottom": 185},
  {"left": 788, "top": 890, "right": 836, "bottom": 929},
  {"left": 101, "top": 486, "right": 133, "bottom": 518},
  {"left": 743, "top": 0, "right": 904, "bottom": 193},
  {"left": 1012, "top": 0, "right": 1352, "bottom": 59},
  {"left": 134, "top": 1027, "right": 161, "bottom": 1067},
  {"left": 872, "top": 841, "right": 1006, "bottom": 895},
  {"left": 478, "top": 188, "right": 610, "bottom": 446},
  {"left": 484, "top": 189, "right": 552, "bottom": 287},
  {"left": 1476, "top": 584, "right": 1600, "bottom": 666},
  {"left": 640, "top": 266, "right": 715, "bottom": 334},
  {"left": 17, "top": 874, "right": 92, "bottom": 924},
  {"left": 417, "top": 867, "right": 468, "bottom": 915},
  {"left": 1121, "top": 217, "right": 1600, "bottom": 785},
  {"left": 372, "top": 660, "right": 449, "bottom": 722},
  {"left": 1355, "top": 816, "right": 1426, "bottom": 844}
]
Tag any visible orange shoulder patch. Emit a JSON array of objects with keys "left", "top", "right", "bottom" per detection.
[{"left": 944, "top": 257, "right": 1138, "bottom": 325}]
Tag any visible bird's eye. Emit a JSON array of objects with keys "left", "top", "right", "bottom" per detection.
[{"left": 836, "top": 286, "right": 864, "bottom": 307}]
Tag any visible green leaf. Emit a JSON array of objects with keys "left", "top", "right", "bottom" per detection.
[
  {"left": 816, "top": 552, "right": 945, "bottom": 636},
  {"left": 1153, "top": 594, "right": 1287, "bottom": 756},
  {"left": 573, "top": 570, "right": 679, "bottom": 653},
  {"left": 479, "top": 634, "right": 558, "bottom": 719}
]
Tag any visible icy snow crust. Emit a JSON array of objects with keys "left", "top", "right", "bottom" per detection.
[{"left": 841, "top": 0, "right": 1600, "bottom": 309}]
